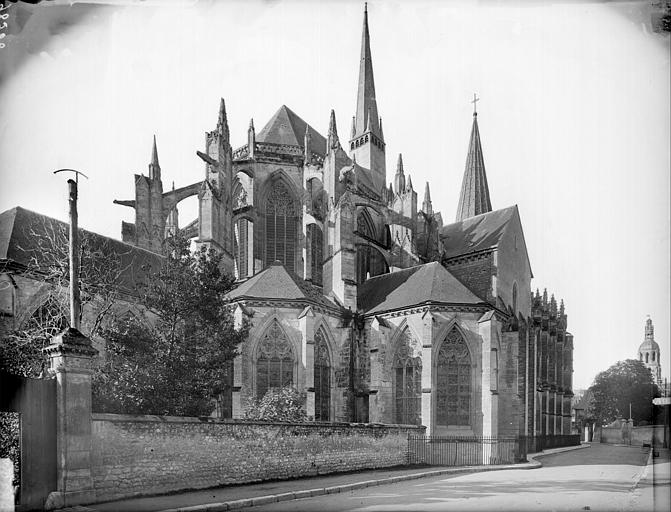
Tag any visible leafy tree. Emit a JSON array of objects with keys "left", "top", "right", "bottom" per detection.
[
  {"left": 244, "top": 387, "right": 308, "bottom": 422},
  {"left": 587, "top": 359, "right": 660, "bottom": 425},
  {"left": 92, "top": 235, "right": 248, "bottom": 416}
]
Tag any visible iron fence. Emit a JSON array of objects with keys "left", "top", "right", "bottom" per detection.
[
  {"left": 408, "top": 435, "right": 527, "bottom": 466},
  {"left": 523, "top": 434, "right": 581, "bottom": 453}
]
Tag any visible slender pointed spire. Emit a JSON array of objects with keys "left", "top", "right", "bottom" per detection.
[
  {"left": 406, "top": 174, "right": 413, "bottom": 192},
  {"left": 351, "top": 116, "right": 356, "bottom": 139},
  {"left": 353, "top": 3, "right": 379, "bottom": 138},
  {"left": 327, "top": 109, "right": 339, "bottom": 151},
  {"left": 422, "top": 182, "right": 433, "bottom": 215},
  {"left": 148, "top": 134, "right": 161, "bottom": 180},
  {"left": 455, "top": 102, "right": 492, "bottom": 221},
  {"left": 379, "top": 117, "right": 384, "bottom": 139},
  {"left": 394, "top": 153, "right": 405, "bottom": 193}
]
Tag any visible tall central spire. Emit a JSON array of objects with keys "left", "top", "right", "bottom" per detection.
[
  {"left": 455, "top": 106, "right": 492, "bottom": 222},
  {"left": 354, "top": 3, "right": 379, "bottom": 138}
]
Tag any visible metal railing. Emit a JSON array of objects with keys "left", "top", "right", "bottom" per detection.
[
  {"left": 408, "top": 435, "right": 528, "bottom": 466},
  {"left": 523, "top": 434, "right": 581, "bottom": 453}
]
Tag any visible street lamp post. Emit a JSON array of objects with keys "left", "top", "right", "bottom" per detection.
[{"left": 53, "top": 169, "right": 88, "bottom": 331}]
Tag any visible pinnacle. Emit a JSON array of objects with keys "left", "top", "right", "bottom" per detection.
[
  {"left": 424, "top": 181, "right": 431, "bottom": 202},
  {"left": 396, "top": 153, "right": 404, "bottom": 174},
  {"left": 218, "top": 98, "right": 227, "bottom": 125},
  {"left": 328, "top": 110, "right": 338, "bottom": 137},
  {"left": 406, "top": 174, "right": 413, "bottom": 191},
  {"left": 249, "top": 118, "right": 255, "bottom": 131}
]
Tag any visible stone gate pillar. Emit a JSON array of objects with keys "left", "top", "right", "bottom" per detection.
[{"left": 43, "top": 328, "right": 98, "bottom": 510}]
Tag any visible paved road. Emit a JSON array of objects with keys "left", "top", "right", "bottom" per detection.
[{"left": 254, "top": 444, "right": 664, "bottom": 512}]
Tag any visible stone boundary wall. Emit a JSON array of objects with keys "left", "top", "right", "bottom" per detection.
[
  {"left": 599, "top": 424, "right": 666, "bottom": 446},
  {"left": 91, "top": 413, "right": 424, "bottom": 502}
]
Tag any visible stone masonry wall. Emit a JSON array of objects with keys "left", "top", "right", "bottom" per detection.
[{"left": 91, "top": 413, "right": 424, "bottom": 502}]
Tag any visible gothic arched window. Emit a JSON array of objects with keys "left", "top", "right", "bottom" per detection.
[
  {"left": 436, "top": 328, "right": 472, "bottom": 427},
  {"left": 652, "top": 352, "right": 655, "bottom": 362},
  {"left": 314, "top": 328, "right": 331, "bottom": 421},
  {"left": 646, "top": 352, "right": 649, "bottom": 363},
  {"left": 234, "top": 217, "right": 252, "bottom": 279},
  {"left": 393, "top": 331, "right": 422, "bottom": 425},
  {"left": 265, "top": 180, "right": 298, "bottom": 272},
  {"left": 307, "top": 224, "right": 323, "bottom": 286},
  {"left": 256, "top": 321, "right": 295, "bottom": 399}
]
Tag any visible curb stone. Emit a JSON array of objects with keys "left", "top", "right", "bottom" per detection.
[{"left": 158, "top": 444, "right": 587, "bottom": 512}]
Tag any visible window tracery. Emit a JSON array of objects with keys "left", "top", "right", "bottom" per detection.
[
  {"left": 436, "top": 328, "right": 471, "bottom": 427},
  {"left": 393, "top": 331, "right": 422, "bottom": 425},
  {"left": 265, "top": 180, "right": 298, "bottom": 272},
  {"left": 256, "top": 320, "right": 294, "bottom": 399}
]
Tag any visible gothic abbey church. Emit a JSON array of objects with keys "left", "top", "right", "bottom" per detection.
[{"left": 0, "top": 7, "right": 574, "bottom": 439}]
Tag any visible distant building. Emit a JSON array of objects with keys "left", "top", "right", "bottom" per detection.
[{"left": 638, "top": 316, "right": 663, "bottom": 389}]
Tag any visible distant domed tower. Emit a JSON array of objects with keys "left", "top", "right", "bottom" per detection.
[{"left": 638, "top": 316, "right": 662, "bottom": 388}]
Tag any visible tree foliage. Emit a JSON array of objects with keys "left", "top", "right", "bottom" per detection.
[
  {"left": 587, "top": 359, "right": 660, "bottom": 425},
  {"left": 244, "top": 387, "right": 308, "bottom": 423},
  {"left": 1, "top": 219, "right": 129, "bottom": 378},
  {"left": 92, "top": 235, "right": 248, "bottom": 416}
]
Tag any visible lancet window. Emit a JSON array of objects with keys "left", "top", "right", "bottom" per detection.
[
  {"left": 256, "top": 320, "right": 295, "bottom": 399},
  {"left": 265, "top": 180, "right": 298, "bottom": 272},
  {"left": 436, "top": 328, "right": 472, "bottom": 427},
  {"left": 393, "top": 331, "right": 422, "bottom": 425},
  {"left": 234, "top": 218, "right": 252, "bottom": 279},
  {"left": 314, "top": 328, "right": 331, "bottom": 421},
  {"left": 307, "top": 224, "right": 323, "bottom": 286}
]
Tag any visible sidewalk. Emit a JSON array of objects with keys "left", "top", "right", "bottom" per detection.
[
  {"left": 630, "top": 446, "right": 671, "bottom": 512},
  {"left": 68, "top": 444, "right": 587, "bottom": 512}
]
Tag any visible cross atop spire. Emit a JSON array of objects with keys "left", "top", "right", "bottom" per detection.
[
  {"left": 455, "top": 107, "right": 492, "bottom": 221},
  {"left": 471, "top": 93, "right": 479, "bottom": 116},
  {"left": 353, "top": 3, "right": 379, "bottom": 139}
]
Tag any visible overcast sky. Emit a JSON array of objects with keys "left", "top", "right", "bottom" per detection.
[{"left": 0, "top": 0, "right": 669, "bottom": 391}]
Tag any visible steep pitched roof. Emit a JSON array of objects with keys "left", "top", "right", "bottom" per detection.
[
  {"left": 256, "top": 105, "right": 326, "bottom": 156},
  {"left": 226, "top": 261, "right": 339, "bottom": 311},
  {"left": 357, "top": 261, "right": 486, "bottom": 315},
  {"left": 440, "top": 205, "right": 517, "bottom": 260},
  {"left": 0, "top": 206, "right": 162, "bottom": 295},
  {"left": 456, "top": 113, "right": 492, "bottom": 221}
]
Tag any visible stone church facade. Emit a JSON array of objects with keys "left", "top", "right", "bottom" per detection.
[{"left": 0, "top": 7, "right": 574, "bottom": 439}]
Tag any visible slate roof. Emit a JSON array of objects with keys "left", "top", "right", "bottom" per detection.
[
  {"left": 357, "top": 261, "right": 487, "bottom": 315},
  {"left": 439, "top": 205, "right": 517, "bottom": 260},
  {"left": 0, "top": 206, "right": 161, "bottom": 295},
  {"left": 257, "top": 105, "right": 327, "bottom": 156},
  {"left": 226, "top": 261, "right": 340, "bottom": 311}
]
